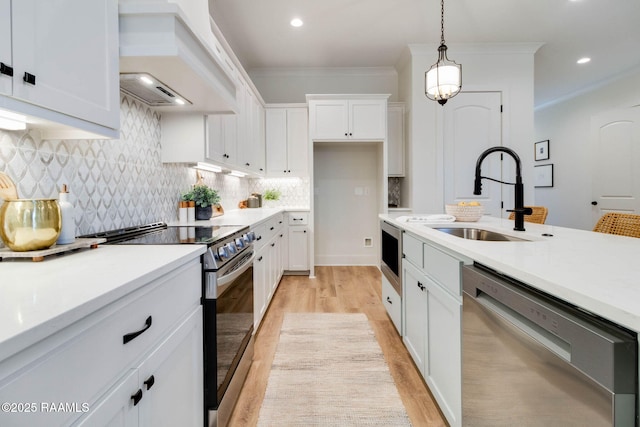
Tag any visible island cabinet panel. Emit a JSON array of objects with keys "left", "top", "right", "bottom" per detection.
[
  {"left": 382, "top": 274, "right": 402, "bottom": 333},
  {"left": 402, "top": 232, "right": 465, "bottom": 427},
  {"left": 0, "top": 259, "right": 203, "bottom": 427}
]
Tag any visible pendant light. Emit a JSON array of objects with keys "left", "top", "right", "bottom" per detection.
[{"left": 425, "top": 0, "right": 461, "bottom": 105}]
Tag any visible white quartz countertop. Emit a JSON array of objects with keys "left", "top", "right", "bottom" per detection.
[
  {"left": 0, "top": 244, "right": 206, "bottom": 363},
  {"left": 167, "top": 207, "right": 309, "bottom": 228},
  {"left": 381, "top": 215, "right": 640, "bottom": 332}
]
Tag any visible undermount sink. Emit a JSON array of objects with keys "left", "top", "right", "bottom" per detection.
[{"left": 432, "top": 227, "right": 530, "bottom": 242}]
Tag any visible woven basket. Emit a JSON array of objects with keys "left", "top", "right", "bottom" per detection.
[{"left": 445, "top": 204, "right": 484, "bottom": 222}]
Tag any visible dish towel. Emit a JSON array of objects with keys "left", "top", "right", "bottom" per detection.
[{"left": 396, "top": 214, "right": 456, "bottom": 223}]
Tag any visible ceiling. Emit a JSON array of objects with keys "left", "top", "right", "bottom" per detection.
[{"left": 208, "top": 0, "right": 640, "bottom": 108}]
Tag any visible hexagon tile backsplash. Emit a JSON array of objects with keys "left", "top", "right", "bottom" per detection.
[{"left": 0, "top": 95, "right": 250, "bottom": 240}]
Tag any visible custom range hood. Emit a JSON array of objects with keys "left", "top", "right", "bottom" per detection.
[{"left": 119, "top": 0, "right": 238, "bottom": 113}]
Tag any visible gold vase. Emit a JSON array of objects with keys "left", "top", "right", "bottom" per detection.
[{"left": 0, "top": 199, "right": 62, "bottom": 251}]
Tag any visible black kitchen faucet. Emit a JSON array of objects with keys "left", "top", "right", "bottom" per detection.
[{"left": 473, "top": 146, "right": 532, "bottom": 231}]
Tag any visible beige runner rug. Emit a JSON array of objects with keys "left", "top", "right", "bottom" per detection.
[{"left": 257, "top": 313, "right": 412, "bottom": 426}]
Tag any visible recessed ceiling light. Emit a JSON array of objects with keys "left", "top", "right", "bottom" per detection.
[
  {"left": 577, "top": 57, "right": 591, "bottom": 64},
  {"left": 290, "top": 18, "right": 303, "bottom": 27}
]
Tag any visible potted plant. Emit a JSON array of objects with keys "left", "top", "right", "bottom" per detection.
[
  {"left": 182, "top": 185, "right": 220, "bottom": 220},
  {"left": 263, "top": 188, "right": 281, "bottom": 207}
]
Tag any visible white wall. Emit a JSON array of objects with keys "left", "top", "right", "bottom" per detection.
[
  {"left": 399, "top": 44, "right": 538, "bottom": 215},
  {"left": 534, "top": 68, "right": 640, "bottom": 230},
  {"left": 249, "top": 67, "right": 398, "bottom": 103},
  {"left": 313, "top": 142, "right": 381, "bottom": 265}
]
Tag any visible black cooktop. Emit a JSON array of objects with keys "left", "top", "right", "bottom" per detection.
[{"left": 80, "top": 222, "right": 246, "bottom": 246}]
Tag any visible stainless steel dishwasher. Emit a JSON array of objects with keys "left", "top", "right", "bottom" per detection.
[{"left": 462, "top": 263, "right": 637, "bottom": 426}]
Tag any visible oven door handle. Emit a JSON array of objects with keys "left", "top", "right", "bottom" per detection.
[{"left": 216, "top": 252, "right": 255, "bottom": 290}]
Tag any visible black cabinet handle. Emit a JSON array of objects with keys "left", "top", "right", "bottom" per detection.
[
  {"left": 344, "top": 132, "right": 348, "bottom": 136},
  {"left": 270, "top": 226, "right": 274, "bottom": 230},
  {"left": 591, "top": 201, "right": 598, "bottom": 206},
  {"left": 123, "top": 316, "right": 152, "bottom": 344},
  {"left": 245, "top": 162, "right": 250, "bottom": 166},
  {"left": 386, "top": 296, "right": 392, "bottom": 304},
  {"left": 258, "top": 256, "right": 263, "bottom": 262},
  {"left": 0, "top": 62, "right": 13, "bottom": 77},
  {"left": 271, "top": 242, "right": 275, "bottom": 247},
  {"left": 349, "top": 133, "right": 352, "bottom": 136},
  {"left": 417, "top": 282, "right": 425, "bottom": 291},
  {"left": 131, "top": 389, "right": 143, "bottom": 406},
  {"left": 303, "top": 230, "right": 307, "bottom": 233},
  {"left": 279, "top": 234, "right": 283, "bottom": 237},
  {"left": 144, "top": 375, "right": 155, "bottom": 390},
  {"left": 23, "top": 72, "right": 36, "bottom": 85},
  {"left": 256, "top": 236, "right": 262, "bottom": 241}
]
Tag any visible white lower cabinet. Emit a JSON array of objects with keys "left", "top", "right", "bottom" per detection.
[
  {"left": 285, "top": 211, "right": 309, "bottom": 272},
  {"left": 381, "top": 274, "right": 402, "bottom": 334},
  {"left": 402, "top": 234, "right": 465, "bottom": 427},
  {"left": 0, "top": 259, "right": 203, "bottom": 427},
  {"left": 75, "top": 308, "right": 203, "bottom": 427},
  {"left": 253, "top": 213, "right": 285, "bottom": 330},
  {"left": 402, "top": 259, "right": 428, "bottom": 373}
]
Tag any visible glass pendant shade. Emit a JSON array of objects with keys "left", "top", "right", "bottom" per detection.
[{"left": 425, "top": 45, "right": 461, "bottom": 105}]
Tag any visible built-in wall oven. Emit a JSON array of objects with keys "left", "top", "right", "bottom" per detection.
[
  {"left": 88, "top": 223, "right": 255, "bottom": 427},
  {"left": 380, "top": 220, "right": 402, "bottom": 296}
]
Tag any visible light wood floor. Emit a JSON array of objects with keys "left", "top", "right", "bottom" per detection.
[{"left": 228, "top": 266, "right": 448, "bottom": 426}]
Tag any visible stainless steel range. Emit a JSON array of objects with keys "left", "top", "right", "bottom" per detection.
[{"left": 83, "top": 223, "right": 255, "bottom": 427}]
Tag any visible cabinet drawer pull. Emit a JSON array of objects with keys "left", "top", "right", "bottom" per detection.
[
  {"left": 256, "top": 236, "right": 262, "bottom": 241},
  {"left": 417, "top": 282, "right": 425, "bottom": 291},
  {"left": 258, "top": 256, "right": 263, "bottom": 262},
  {"left": 144, "top": 375, "right": 155, "bottom": 390},
  {"left": 123, "top": 316, "right": 152, "bottom": 344},
  {"left": 386, "top": 296, "right": 393, "bottom": 304},
  {"left": 131, "top": 389, "right": 143, "bottom": 406},
  {"left": 245, "top": 162, "right": 250, "bottom": 166},
  {"left": 0, "top": 62, "right": 13, "bottom": 77},
  {"left": 23, "top": 72, "right": 36, "bottom": 85},
  {"left": 271, "top": 242, "right": 275, "bottom": 247}
]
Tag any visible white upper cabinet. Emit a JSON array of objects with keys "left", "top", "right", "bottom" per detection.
[
  {"left": 206, "top": 115, "right": 237, "bottom": 166},
  {"left": 307, "top": 95, "right": 388, "bottom": 141},
  {"left": 265, "top": 106, "right": 309, "bottom": 177},
  {"left": 1, "top": 0, "right": 119, "bottom": 138},
  {"left": 0, "top": 0, "right": 10, "bottom": 97},
  {"left": 235, "top": 80, "right": 265, "bottom": 175},
  {"left": 388, "top": 103, "right": 405, "bottom": 177}
]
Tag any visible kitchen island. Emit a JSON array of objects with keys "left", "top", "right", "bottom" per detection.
[
  {"left": 381, "top": 214, "right": 640, "bottom": 427},
  {"left": 381, "top": 214, "right": 640, "bottom": 331}
]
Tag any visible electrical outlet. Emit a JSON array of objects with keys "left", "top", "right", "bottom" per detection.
[{"left": 364, "top": 237, "right": 372, "bottom": 247}]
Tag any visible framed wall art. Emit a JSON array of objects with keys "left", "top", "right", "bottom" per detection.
[
  {"left": 534, "top": 140, "right": 550, "bottom": 161},
  {"left": 534, "top": 164, "right": 554, "bottom": 188}
]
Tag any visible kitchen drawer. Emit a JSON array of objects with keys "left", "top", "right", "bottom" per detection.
[
  {"left": 423, "top": 243, "right": 462, "bottom": 297},
  {"left": 288, "top": 212, "right": 309, "bottom": 225},
  {"left": 264, "top": 213, "right": 284, "bottom": 242},
  {"left": 252, "top": 222, "right": 266, "bottom": 251},
  {"left": 403, "top": 232, "right": 423, "bottom": 268},
  {"left": 0, "top": 261, "right": 201, "bottom": 427},
  {"left": 382, "top": 274, "right": 402, "bottom": 334}
]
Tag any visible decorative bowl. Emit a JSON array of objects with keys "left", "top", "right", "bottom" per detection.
[
  {"left": 445, "top": 204, "right": 484, "bottom": 222},
  {"left": 0, "top": 199, "right": 61, "bottom": 251}
]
